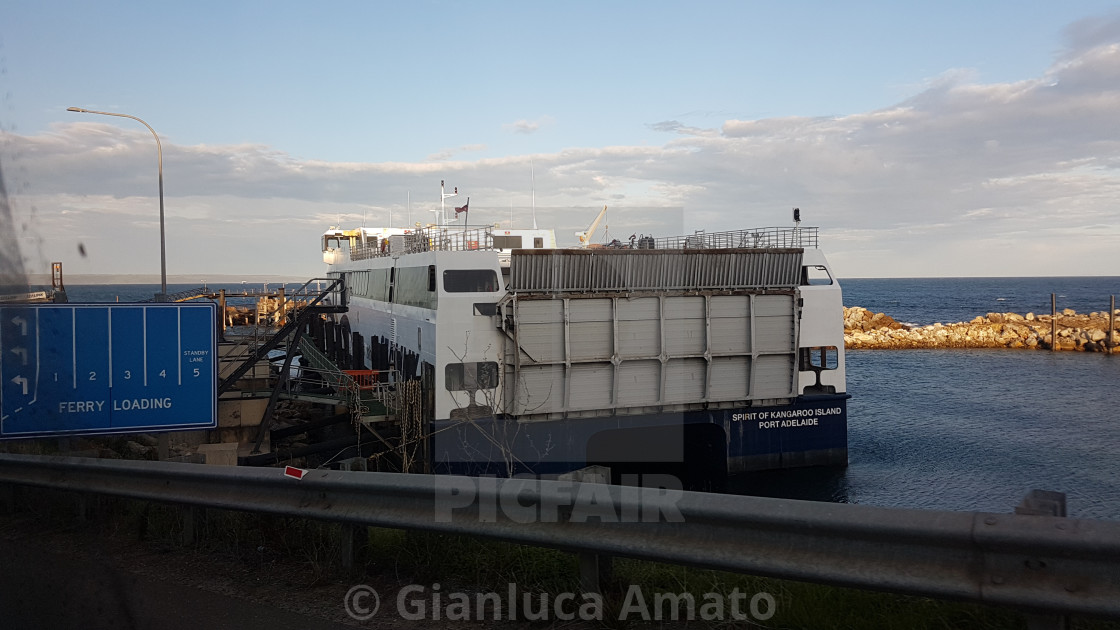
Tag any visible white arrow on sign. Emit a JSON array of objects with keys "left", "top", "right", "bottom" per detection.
[
  {"left": 11, "top": 316, "right": 27, "bottom": 336},
  {"left": 10, "top": 347, "right": 28, "bottom": 366},
  {"left": 11, "top": 376, "right": 28, "bottom": 395}
]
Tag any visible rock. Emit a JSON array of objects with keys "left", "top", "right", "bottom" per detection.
[
  {"left": 1091, "top": 330, "right": 1107, "bottom": 342},
  {"left": 1005, "top": 313, "right": 1025, "bottom": 321},
  {"left": 1062, "top": 308, "right": 1076, "bottom": 316},
  {"left": 124, "top": 441, "right": 151, "bottom": 457},
  {"left": 135, "top": 434, "right": 160, "bottom": 448},
  {"left": 1026, "top": 312, "right": 1035, "bottom": 321},
  {"left": 987, "top": 312, "right": 1004, "bottom": 323}
]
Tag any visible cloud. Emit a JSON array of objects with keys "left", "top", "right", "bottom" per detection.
[
  {"left": 4, "top": 18, "right": 1120, "bottom": 278},
  {"left": 425, "top": 144, "right": 487, "bottom": 162},
  {"left": 648, "top": 120, "right": 717, "bottom": 137},
  {"left": 502, "top": 116, "right": 555, "bottom": 134}
]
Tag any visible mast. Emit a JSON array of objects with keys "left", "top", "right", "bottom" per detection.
[{"left": 531, "top": 159, "right": 538, "bottom": 229}]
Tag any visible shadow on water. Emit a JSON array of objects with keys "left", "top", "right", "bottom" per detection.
[{"left": 0, "top": 157, "right": 30, "bottom": 294}]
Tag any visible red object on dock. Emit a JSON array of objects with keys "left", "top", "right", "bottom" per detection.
[{"left": 342, "top": 369, "right": 380, "bottom": 390}]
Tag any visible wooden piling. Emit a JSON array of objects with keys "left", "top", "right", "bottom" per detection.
[
  {"left": 1110, "top": 295, "right": 1116, "bottom": 354},
  {"left": 352, "top": 332, "right": 365, "bottom": 369},
  {"left": 218, "top": 289, "right": 227, "bottom": 337},
  {"left": 1051, "top": 293, "right": 1057, "bottom": 352}
]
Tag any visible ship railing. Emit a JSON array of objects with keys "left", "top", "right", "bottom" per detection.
[
  {"left": 346, "top": 226, "right": 496, "bottom": 259},
  {"left": 411, "top": 226, "right": 495, "bottom": 254},
  {"left": 648, "top": 226, "right": 818, "bottom": 250}
]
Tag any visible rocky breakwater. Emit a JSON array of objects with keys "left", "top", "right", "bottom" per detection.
[{"left": 844, "top": 306, "right": 1120, "bottom": 352}]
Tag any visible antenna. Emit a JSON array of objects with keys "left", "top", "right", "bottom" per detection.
[
  {"left": 407, "top": 191, "right": 411, "bottom": 226},
  {"left": 440, "top": 180, "right": 459, "bottom": 225},
  {"left": 530, "top": 159, "right": 538, "bottom": 229}
]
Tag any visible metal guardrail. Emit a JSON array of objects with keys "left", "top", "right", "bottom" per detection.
[
  {"left": 0, "top": 453, "right": 1116, "bottom": 618},
  {"left": 0, "top": 291, "right": 51, "bottom": 303}
]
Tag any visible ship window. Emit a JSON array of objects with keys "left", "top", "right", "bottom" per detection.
[
  {"left": 534, "top": 237, "right": 544, "bottom": 248},
  {"left": 493, "top": 235, "right": 523, "bottom": 249},
  {"left": 473, "top": 302, "right": 498, "bottom": 316},
  {"left": 445, "top": 361, "right": 499, "bottom": 391},
  {"left": 394, "top": 266, "right": 437, "bottom": 309},
  {"left": 428, "top": 265, "right": 436, "bottom": 292},
  {"left": 443, "top": 269, "right": 499, "bottom": 293},
  {"left": 800, "top": 346, "right": 839, "bottom": 370},
  {"left": 367, "top": 268, "right": 391, "bottom": 301},
  {"left": 801, "top": 265, "right": 833, "bottom": 286}
]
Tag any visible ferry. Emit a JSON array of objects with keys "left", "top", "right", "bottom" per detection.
[{"left": 320, "top": 213, "right": 848, "bottom": 487}]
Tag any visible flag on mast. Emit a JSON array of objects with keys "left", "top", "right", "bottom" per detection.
[{"left": 455, "top": 198, "right": 469, "bottom": 223}]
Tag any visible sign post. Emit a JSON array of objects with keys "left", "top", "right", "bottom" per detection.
[{"left": 0, "top": 303, "right": 218, "bottom": 439}]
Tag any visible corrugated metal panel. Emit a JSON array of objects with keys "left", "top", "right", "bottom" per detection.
[
  {"left": 567, "top": 364, "right": 614, "bottom": 410},
  {"left": 664, "top": 296, "right": 704, "bottom": 318},
  {"left": 709, "top": 356, "right": 750, "bottom": 400},
  {"left": 616, "top": 360, "right": 661, "bottom": 406},
  {"left": 504, "top": 288, "right": 798, "bottom": 419},
  {"left": 568, "top": 298, "right": 613, "bottom": 322},
  {"left": 506, "top": 364, "right": 566, "bottom": 414},
  {"left": 618, "top": 320, "right": 660, "bottom": 358},
  {"left": 518, "top": 323, "right": 565, "bottom": 363},
  {"left": 510, "top": 249, "right": 803, "bottom": 293},
  {"left": 617, "top": 296, "right": 660, "bottom": 320},
  {"left": 753, "top": 355, "right": 796, "bottom": 398},
  {"left": 663, "top": 318, "right": 705, "bottom": 355},
  {"left": 569, "top": 298, "right": 614, "bottom": 362},
  {"left": 569, "top": 321, "right": 613, "bottom": 361},
  {"left": 664, "top": 358, "right": 706, "bottom": 403},
  {"left": 755, "top": 294, "right": 795, "bottom": 353}
]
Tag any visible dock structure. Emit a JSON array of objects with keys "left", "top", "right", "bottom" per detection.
[{"left": 206, "top": 278, "right": 427, "bottom": 473}]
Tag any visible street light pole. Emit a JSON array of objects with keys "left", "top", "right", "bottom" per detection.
[{"left": 67, "top": 107, "right": 168, "bottom": 300}]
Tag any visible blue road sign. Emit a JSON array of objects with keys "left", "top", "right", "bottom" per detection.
[{"left": 0, "top": 303, "right": 218, "bottom": 439}]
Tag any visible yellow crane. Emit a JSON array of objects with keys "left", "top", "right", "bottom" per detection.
[{"left": 575, "top": 205, "right": 608, "bottom": 247}]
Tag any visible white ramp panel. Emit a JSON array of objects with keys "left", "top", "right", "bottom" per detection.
[{"left": 663, "top": 296, "right": 706, "bottom": 356}]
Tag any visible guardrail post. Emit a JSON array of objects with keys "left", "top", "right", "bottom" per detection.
[
  {"left": 0, "top": 483, "right": 15, "bottom": 514},
  {"left": 340, "top": 523, "right": 364, "bottom": 574},
  {"left": 578, "top": 552, "right": 612, "bottom": 595},
  {"left": 1015, "top": 490, "right": 1069, "bottom": 630},
  {"left": 76, "top": 491, "right": 94, "bottom": 522},
  {"left": 182, "top": 506, "right": 205, "bottom": 545}
]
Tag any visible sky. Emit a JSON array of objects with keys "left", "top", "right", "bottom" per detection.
[{"left": 2, "top": 0, "right": 1120, "bottom": 280}]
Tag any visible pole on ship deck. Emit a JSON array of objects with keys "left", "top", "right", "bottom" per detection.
[{"left": 1051, "top": 293, "right": 1057, "bottom": 352}]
